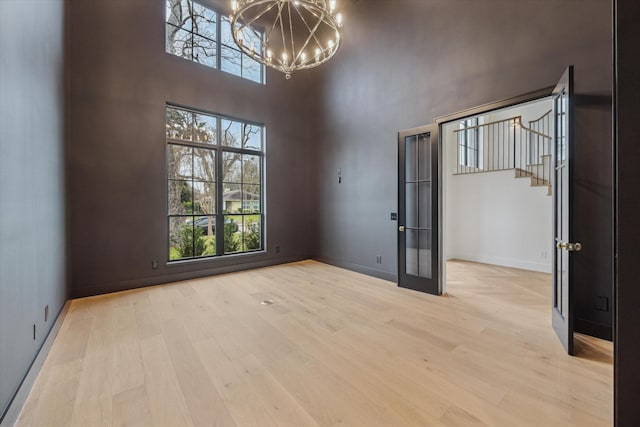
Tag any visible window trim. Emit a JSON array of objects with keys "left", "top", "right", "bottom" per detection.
[{"left": 166, "top": 104, "right": 266, "bottom": 263}]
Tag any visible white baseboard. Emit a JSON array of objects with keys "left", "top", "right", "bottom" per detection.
[{"left": 448, "top": 253, "right": 552, "bottom": 273}]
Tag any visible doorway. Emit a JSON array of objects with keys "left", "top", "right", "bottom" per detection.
[{"left": 440, "top": 96, "right": 555, "bottom": 288}]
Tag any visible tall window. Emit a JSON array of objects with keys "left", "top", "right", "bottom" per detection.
[
  {"left": 167, "top": 105, "right": 264, "bottom": 261},
  {"left": 165, "top": 0, "right": 264, "bottom": 83},
  {"left": 458, "top": 117, "right": 481, "bottom": 168}
]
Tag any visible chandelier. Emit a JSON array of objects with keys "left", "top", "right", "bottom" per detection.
[{"left": 230, "top": 0, "right": 343, "bottom": 79}]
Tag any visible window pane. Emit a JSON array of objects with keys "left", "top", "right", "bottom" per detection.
[
  {"left": 243, "top": 185, "right": 260, "bottom": 213},
  {"left": 223, "top": 151, "right": 242, "bottom": 182},
  {"left": 406, "top": 230, "right": 418, "bottom": 276},
  {"left": 166, "top": 0, "right": 192, "bottom": 31},
  {"left": 223, "top": 184, "right": 242, "bottom": 213},
  {"left": 193, "top": 148, "right": 215, "bottom": 181},
  {"left": 221, "top": 45, "right": 242, "bottom": 77},
  {"left": 193, "top": 113, "right": 217, "bottom": 144},
  {"left": 220, "top": 16, "right": 234, "bottom": 46},
  {"left": 241, "top": 26, "right": 261, "bottom": 51},
  {"left": 191, "top": 2, "right": 216, "bottom": 39},
  {"left": 242, "top": 155, "right": 260, "bottom": 184},
  {"left": 166, "top": 25, "right": 193, "bottom": 60},
  {"left": 418, "top": 231, "right": 432, "bottom": 279},
  {"left": 243, "top": 216, "right": 261, "bottom": 251},
  {"left": 169, "top": 216, "right": 195, "bottom": 260},
  {"left": 193, "top": 181, "right": 216, "bottom": 214},
  {"left": 242, "top": 54, "right": 262, "bottom": 83},
  {"left": 192, "top": 34, "right": 217, "bottom": 68},
  {"left": 197, "top": 215, "right": 216, "bottom": 255},
  {"left": 419, "top": 182, "right": 431, "bottom": 229},
  {"left": 168, "top": 145, "right": 192, "bottom": 179},
  {"left": 418, "top": 133, "right": 431, "bottom": 181},
  {"left": 405, "top": 183, "right": 417, "bottom": 228},
  {"left": 166, "top": 107, "right": 193, "bottom": 140},
  {"left": 169, "top": 180, "right": 193, "bottom": 214},
  {"left": 405, "top": 136, "right": 416, "bottom": 182},
  {"left": 224, "top": 215, "right": 242, "bottom": 253},
  {"left": 221, "top": 119, "right": 242, "bottom": 147},
  {"left": 243, "top": 124, "right": 262, "bottom": 150}
]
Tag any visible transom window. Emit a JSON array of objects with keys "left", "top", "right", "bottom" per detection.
[
  {"left": 165, "top": 0, "right": 264, "bottom": 84},
  {"left": 166, "top": 105, "right": 264, "bottom": 261}
]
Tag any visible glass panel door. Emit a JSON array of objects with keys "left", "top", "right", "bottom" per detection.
[{"left": 398, "top": 125, "right": 440, "bottom": 295}]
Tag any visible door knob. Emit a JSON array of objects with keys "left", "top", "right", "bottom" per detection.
[
  {"left": 399, "top": 226, "right": 405, "bottom": 232},
  {"left": 556, "top": 240, "right": 582, "bottom": 252}
]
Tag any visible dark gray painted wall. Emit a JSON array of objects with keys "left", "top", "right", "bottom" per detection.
[
  {"left": 614, "top": 0, "right": 640, "bottom": 424},
  {"left": 312, "top": 0, "right": 613, "bottom": 338},
  {"left": 0, "top": 0, "right": 67, "bottom": 419},
  {"left": 67, "top": 0, "right": 317, "bottom": 297}
]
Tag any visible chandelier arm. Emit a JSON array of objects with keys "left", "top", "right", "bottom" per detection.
[
  {"left": 278, "top": 3, "right": 287, "bottom": 63},
  {"left": 240, "top": 1, "right": 278, "bottom": 34},
  {"left": 287, "top": 2, "right": 295, "bottom": 66},
  {"left": 292, "top": 3, "right": 326, "bottom": 61},
  {"left": 300, "top": 7, "right": 326, "bottom": 58},
  {"left": 263, "top": 2, "right": 284, "bottom": 54}
]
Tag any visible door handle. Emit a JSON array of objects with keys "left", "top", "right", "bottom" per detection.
[
  {"left": 399, "top": 226, "right": 405, "bottom": 232},
  {"left": 556, "top": 240, "right": 582, "bottom": 252}
]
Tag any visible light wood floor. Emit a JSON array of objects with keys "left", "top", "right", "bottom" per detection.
[{"left": 16, "top": 260, "right": 612, "bottom": 427}]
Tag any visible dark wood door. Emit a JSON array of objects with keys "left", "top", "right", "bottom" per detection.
[
  {"left": 398, "top": 124, "right": 440, "bottom": 295},
  {"left": 552, "top": 66, "right": 577, "bottom": 354}
]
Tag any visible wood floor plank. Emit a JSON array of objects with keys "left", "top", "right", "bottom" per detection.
[{"left": 15, "top": 260, "right": 612, "bottom": 427}]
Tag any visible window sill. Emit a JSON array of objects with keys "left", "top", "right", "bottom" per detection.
[{"left": 165, "top": 249, "right": 267, "bottom": 268}]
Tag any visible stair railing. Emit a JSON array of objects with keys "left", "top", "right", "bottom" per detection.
[{"left": 453, "top": 113, "right": 553, "bottom": 192}]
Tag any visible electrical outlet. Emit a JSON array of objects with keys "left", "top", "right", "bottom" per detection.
[
  {"left": 595, "top": 296, "right": 609, "bottom": 311},
  {"left": 390, "top": 212, "right": 397, "bottom": 221},
  {"left": 151, "top": 259, "right": 159, "bottom": 269},
  {"left": 275, "top": 246, "right": 281, "bottom": 253},
  {"left": 376, "top": 255, "right": 383, "bottom": 264},
  {"left": 33, "top": 324, "right": 36, "bottom": 340},
  {"left": 45, "top": 305, "right": 49, "bottom": 322}
]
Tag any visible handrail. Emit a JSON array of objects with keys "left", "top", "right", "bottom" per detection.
[
  {"left": 529, "top": 109, "right": 552, "bottom": 124},
  {"left": 453, "top": 116, "right": 520, "bottom": 133},
  {"left": 453, "top": 114, "right": 550, "bottom": 139},
  {"left": 453, "top": 110, "right": 553, "bottom": 194}
]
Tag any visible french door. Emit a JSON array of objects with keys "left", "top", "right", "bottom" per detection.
[
  {"left": 398, "top": 124, "right": 440, "bottom": 295},
  {"left": 552, "top": 66, "right": 579, "bottom": 354}
]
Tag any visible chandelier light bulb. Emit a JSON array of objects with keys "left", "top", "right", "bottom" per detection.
[
  {"left": 231, "top": 0, "right": 238, "bottom": 11},
  {"left": 329, "top": 0, "right": 336, "bottom": 12},
  {"left": 336, "top": 13, "right": 343, "bottom": 26},
  {"left": 282, "top": 51, "right": 288, "bottom": 63},
  {"left": 300, "top": 52, "right": 307, "bottom": 63}
]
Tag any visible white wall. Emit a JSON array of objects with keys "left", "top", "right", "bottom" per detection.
[
  {"left": 443, "top": 98, "right": 553, "bottom": 275},
  {"left": 445, "top": 170, "right": 552, "bottom": 272}
]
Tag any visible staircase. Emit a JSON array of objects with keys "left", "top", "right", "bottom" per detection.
[{"left": 454, "top": 110, "right": 553, "bottom": 195}]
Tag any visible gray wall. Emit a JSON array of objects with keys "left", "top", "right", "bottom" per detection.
[
  {"left": 312, "top": 0, "right": 613, "bottom": 338},
  {"left": 0, "top": 0, "right": 67, "bottom": 419},
  {"left": 67, "top": 0, "right": 317, "bottom": 297}
]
